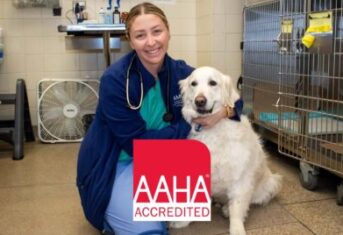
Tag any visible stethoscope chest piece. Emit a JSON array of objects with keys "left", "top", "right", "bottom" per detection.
[{"left": 163, "top": 112, "right": 173, "bottom": 122}]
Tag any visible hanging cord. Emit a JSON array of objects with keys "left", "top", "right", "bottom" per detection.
[{"left": 65, "top": 9, "right": 74, "bottom": 24}]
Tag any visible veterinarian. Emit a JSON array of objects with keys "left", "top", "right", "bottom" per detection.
[{"left": 77, "top": 2, "right": 243, "bottom": 235}]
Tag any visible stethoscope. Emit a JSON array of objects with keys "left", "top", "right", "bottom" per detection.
[{"left": 125, "top": 54, "right": 174, "bottom": 122}]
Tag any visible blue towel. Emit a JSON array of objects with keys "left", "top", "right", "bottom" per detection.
[{"left": 259, "top": 112, "right": 326, "bottom": 122}]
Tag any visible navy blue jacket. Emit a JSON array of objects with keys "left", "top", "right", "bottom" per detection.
[
  {"left": 77, "top": 51, "right": 194, "bottom": 230},
  {"left": 76, "top": 51, "right": 243, "bottom": 231}
]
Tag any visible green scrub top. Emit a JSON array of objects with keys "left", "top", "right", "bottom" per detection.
[{"left": 118, "top": 79, "right": 169, "bottom": 161}]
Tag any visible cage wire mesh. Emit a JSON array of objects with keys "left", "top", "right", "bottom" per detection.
[
  {"left": 242, "top": 0, "right": 281, "bottom": 132},
  {"left": 242, "top": 0, "right": 343, "bottom": 178}
]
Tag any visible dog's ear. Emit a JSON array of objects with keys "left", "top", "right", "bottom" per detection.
[
  {"left": 222, "top": 74, "right": 240, "bottom": 107},
  {"left": 179, "top": 75, "right": 191, "bottom": 96}
]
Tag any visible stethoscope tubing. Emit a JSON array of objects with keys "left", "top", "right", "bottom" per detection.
[
  {"left": 125, "top": 53, "right": 173, "bottom": 122},
  {"left": 126, "top": 54, "right": 144, "bottom": 110}
]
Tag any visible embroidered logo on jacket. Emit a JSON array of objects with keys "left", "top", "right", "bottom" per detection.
[{"left": 173, "top": 94, "right": 183, "bottom": 107}]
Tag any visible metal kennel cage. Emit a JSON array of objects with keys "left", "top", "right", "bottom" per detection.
[{"left": 242, "top": 0, "right": 343, "bottom": 204}]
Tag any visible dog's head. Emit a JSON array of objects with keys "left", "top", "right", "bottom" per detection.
[{"left": 179, "top": 66, "right": 240, "bottom": 117}]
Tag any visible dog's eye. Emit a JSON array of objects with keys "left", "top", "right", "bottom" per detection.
[
  {"left": 209, "top": 80, "right": 217, "bottom": 86},
  {"left": 191, "top": 81, "right": 198, "bottom": 86}
]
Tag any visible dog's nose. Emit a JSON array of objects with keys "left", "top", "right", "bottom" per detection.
[{"left": 195, "top": 95, "right": 207, "bottom": 107}]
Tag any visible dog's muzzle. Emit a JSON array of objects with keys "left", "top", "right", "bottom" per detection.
[
  {"left": 195, "top": 95, "right": 214, "bottom": 114},
  {"left": 194, "top": 95, "right": 214, "bottom": 115}
]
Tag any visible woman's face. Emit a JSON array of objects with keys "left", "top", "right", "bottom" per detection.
[{"left": 129, "top": 14, "right": 170, "bottom": 73}]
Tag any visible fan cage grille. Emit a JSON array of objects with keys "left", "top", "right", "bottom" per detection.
[{"left": 37, "top": 79, "right": 99, "bottom": 143}]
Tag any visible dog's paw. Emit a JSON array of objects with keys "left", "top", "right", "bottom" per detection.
[
  {"left": 168, "top": 221, "right": 191, "bottom": 229},
  {"left": 230, "top": 220, "right": 246, "bottom": 235}
]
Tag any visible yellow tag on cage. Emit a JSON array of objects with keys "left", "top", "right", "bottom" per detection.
[
  {"left": 281, "top": 19, "right": 293, "bottom": 34},
  {"left": 302, "top": 11, "right": 333, "bottom": 48},
  {"left": 307, "top": 11, "right": 332, "bottom": 33}
]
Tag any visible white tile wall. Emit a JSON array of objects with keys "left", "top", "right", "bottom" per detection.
[
  {"left": 25, "top": 37, "right": 45, "bottom": 54},
  {"left": 0, "top": 2, "right": 4, "bottom": 20},
  {"left": 26, "top": 72, "right": 42, "bottom": 90},
  {"left": 42, "top": 36, "right": 66, "bottom": 54},
  {"left": 197, "top": 51, "right": 211, "bottom": 66},
  {"left": 3, "top": 19, "right": 26, "bottom": 37},
  {"left": 212, "top": 52, "right": 228, "bottom": 71},
  {"left": 162, "top": 1, "right": 196, "bottom": 19},
  {"left": 25, "top": 54, "right": 44, "bottom": 73},
  {"left": 196, "top": 0, "right": 213, "bottom": 17},
  {"left": 196, "top": 0, "right": 243, "bottom": 80},
  {"left": 197, "top": 34, "right": 213, "bottom": 52},
  {"left": 227, "top": 33, "right": 242, "bottom": 52},
  {"left": 169, "top": 35, "right": 196, "bottom": 53},
  {"left": 213, "top": 34, "right": 226, "bottom": 52},
  {"left": 197, "top": 15, "right": 213, "bottom": 35},
  {"left": 1, "top": 72, "right": 26, "bottom": 92},
  {"left": 1, "top": 54, "right": 26, "bottom": 74},
  {"left": 79, "top": 53, "right": 98, "bottom": 71},
  {"left": 227, "top": 51, "right": 242, "bottom": 71},
  {"left": 214, "top": 15, "right": 227, "bottom": 34},
  {"left": 0, "top": 0, "right": 244, "bottom": 127},
  {"left": 227, "top": 14, "right": 243, "bottom": 33},
  {"left": 43, "top": 54, "right": 79, "bottom": 72},
  {"left": 170, "top": 18, "right": 196, "bottom": 35},
  {"left": 5, "top": 36, "right": 25, "bottom": 54},
  {"left": 228, "top": 0, "right": 244, "bottom": 14}
]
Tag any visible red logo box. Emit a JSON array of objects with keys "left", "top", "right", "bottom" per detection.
[{"left": 133, "top": 140, "right": 211, "bottom": 221}]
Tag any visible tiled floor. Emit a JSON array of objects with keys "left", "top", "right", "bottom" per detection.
[{"left": 0, "top": 141, "right": 342, "bottom": 235}]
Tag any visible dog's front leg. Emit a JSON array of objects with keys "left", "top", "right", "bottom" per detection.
[{"left": 225, "top": 193, "right": 252, "bottom": 235}]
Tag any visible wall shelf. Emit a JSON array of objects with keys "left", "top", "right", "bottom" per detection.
[{"left": 58, "top": 24, "right": 127, "bottom": 67}]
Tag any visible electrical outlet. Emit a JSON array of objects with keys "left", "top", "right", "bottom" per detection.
[{"left": 52, "top": 6, "right": 62, "bottom": 16}]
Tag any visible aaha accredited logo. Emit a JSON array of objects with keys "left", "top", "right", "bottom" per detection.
[{"left": 133, "top": 140, "right": 211, "bottom": 221}]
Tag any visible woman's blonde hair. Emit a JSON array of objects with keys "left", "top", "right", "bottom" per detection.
[{"left": 125, "top": 2, "right": 169, "bottom": 40}]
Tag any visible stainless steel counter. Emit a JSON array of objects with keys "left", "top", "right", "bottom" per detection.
[
  {"left": 58, "top": 24, "right": 126, "bottom": 34},
  {"left": 58, "top": 24, "right": 127, "bottom": 67}
]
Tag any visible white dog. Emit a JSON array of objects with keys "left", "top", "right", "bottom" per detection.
[{"left": 170, "top": 67, "right": 282, "bottom": 235}]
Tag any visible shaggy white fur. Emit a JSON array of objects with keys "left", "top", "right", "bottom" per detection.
[{"left": 169, "top": 67, "right": 282, "bottom": 235}]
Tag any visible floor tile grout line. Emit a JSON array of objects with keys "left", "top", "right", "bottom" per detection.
[
  {"left": 277, "top": 202, "right": 316, "bottom": 234},
  {"left": 297, "top": 220, "right": 317, "bottom": 235},
  {"left": 246, "top": 221, "right": 314, "bottom": 234},
  {"left": 279, "top": 197, "right": 336, "bottom": 206},
  {"left": 279, "top": 200, "right": 327, "bottom": 235}
]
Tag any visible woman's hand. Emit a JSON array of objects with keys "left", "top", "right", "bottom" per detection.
[{"left": 192, "top": 106, "right": 235, "bottom": 130}]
